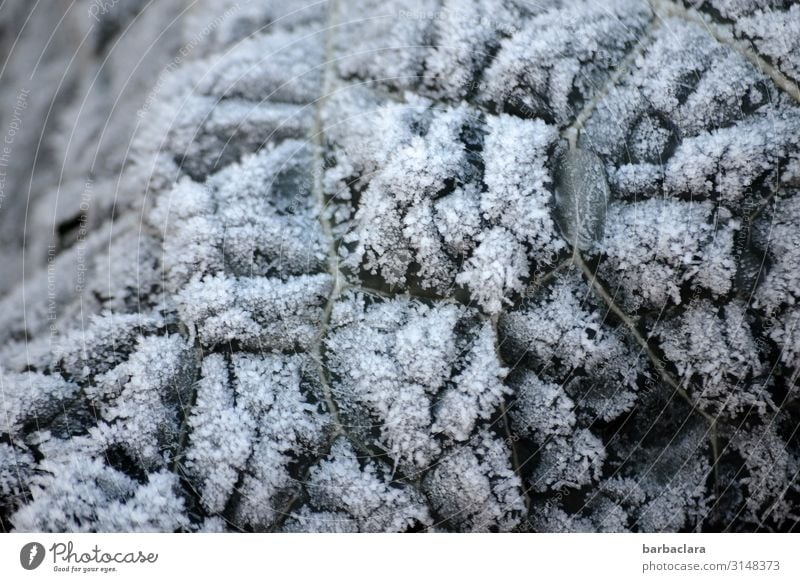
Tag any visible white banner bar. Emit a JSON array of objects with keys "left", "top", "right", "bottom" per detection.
[{"left": 1, "top": 533, "right": 797, "bottom": 581}]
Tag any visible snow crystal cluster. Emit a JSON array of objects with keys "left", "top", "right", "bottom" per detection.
[{"left": 1, "top": 0, "right": 798, "bottom": 533}]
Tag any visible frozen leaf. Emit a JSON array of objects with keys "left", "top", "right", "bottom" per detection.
[
  {"left": 422, "top": 431, "right": 525, "bottom": 532},
  {"left": 284, "top": 438, "right": 431, "bottom": 533}
]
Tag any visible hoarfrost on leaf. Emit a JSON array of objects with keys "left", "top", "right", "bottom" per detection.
[
  {"left": 4, "top": 0, "right": 800, "bottom": 534},
  {"left": 422, "top": 430, "right": 525, "bottom": 532},
  {"left": 553, "top": 148, "right": 610, "bottom": 251},
  {"left": 284, "top": 438, "right": 432, "bottom": 533}
]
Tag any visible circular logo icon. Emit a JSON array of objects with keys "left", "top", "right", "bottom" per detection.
[{"left": 20, "top": 542, "right": 46, "bottom": 570}]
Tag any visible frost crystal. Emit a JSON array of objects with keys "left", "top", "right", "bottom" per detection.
[
  {"left": 658, "top": 300, "right": 768, "bottom": 418},
  {"left": 422, "top": 431, "right": 525, "bottom": 532},
  {"left": 595, "top": 200, "right": 738, "bottom": 309}
]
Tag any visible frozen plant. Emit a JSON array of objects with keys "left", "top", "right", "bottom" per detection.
[{"left": 1, "top": 0, "right": 798, "bottom": 533}]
